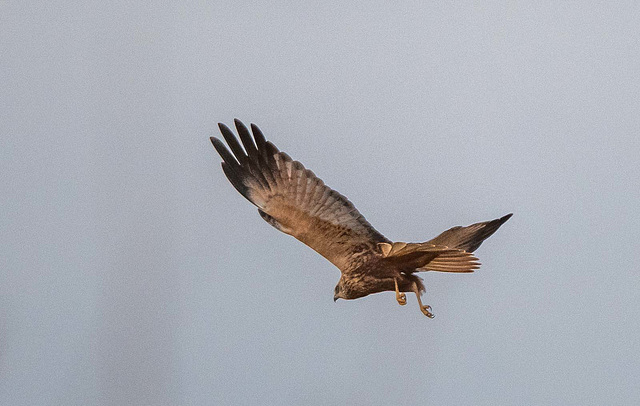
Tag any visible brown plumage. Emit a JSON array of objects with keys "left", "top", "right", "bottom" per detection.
[{"left": 210, "top": 119, "right": 512, "bottom": 317}]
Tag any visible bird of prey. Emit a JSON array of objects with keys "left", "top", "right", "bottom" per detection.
[{"left": 210, "top": 119, "right": 511, "bottom": 317}]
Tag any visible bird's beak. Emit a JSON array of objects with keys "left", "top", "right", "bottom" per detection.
[{"left": 333, "top": 295, "right": 338, "bottom": 302}]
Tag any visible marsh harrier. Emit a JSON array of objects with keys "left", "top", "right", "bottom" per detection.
[{"left": 210, "top": 120, "right": 511, "bottom": 317}]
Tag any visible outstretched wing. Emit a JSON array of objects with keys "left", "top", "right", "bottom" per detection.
[
  {"left": 425, "top": 214, "right": 513, "bottom": 253},
  {"left": 210, "top": 119, "right": 388, "bottom": 271}
]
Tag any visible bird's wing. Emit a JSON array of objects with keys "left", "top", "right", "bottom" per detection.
[
  {"left": 425, "top": 213, "right": 513, "bottom": 253},
  {"left": 210, "top": 119, "right": 388, "bottom": 271},
  {"left": 378, "top": 241, "right": 480, "bottom": 273}
]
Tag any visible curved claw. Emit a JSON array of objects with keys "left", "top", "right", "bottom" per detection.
[
  {"left": 394, "top": 278, "right": 406, "bottom": 305},
  {"left": 421, "top": 305, "right": 435, "bottom": 318}
]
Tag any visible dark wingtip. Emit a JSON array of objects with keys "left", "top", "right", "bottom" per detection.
[
  {"left": 234, "top": 118, "right": 258, "bottom": 158},
  {"left": 500, "top": 213, "right": 514, "bottom": 223},
  {"left": 250, "top": 123, "right": 267, "bottom": 152},
  {"left": 250, "top": 123, "right": 263, "bottom": 135},
  {"left": 210, "top": 136, "right": 241, "bottom": 167},
  {"left": 234, "top": 119, "right": 250, "bottom": 135}
]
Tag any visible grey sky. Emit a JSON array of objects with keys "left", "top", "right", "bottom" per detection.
[{"left": 2, "top": 1, "right": 639, "bottom": 405}]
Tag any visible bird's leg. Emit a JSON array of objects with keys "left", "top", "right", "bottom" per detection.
[
  {"left": 394, "top": 278, "right": 406, "bottom": 306},
  {"left": 413, "top": 283, "right": 435, "bottom": 318}
]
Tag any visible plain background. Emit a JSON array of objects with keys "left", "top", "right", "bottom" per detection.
[{"left": 2, "top": 1, "right": 639, "bottom": 405}]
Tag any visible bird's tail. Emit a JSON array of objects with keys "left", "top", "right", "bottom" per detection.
[
  {"left": 379, "top": 241, "right": 480, "bottom": 273},
  {"left": 378, "top": 213, "right": 512, "bottom": 273}
]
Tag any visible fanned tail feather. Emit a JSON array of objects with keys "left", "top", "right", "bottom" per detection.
[
  {"left": 417, "top": 250, "right": 480, "bottom": 273},
  {"left": 379, "top": 214, "right": 512, "bottom": 273},
  {"left": 379, "top": 241, "right": 480, "bottom": 273}
]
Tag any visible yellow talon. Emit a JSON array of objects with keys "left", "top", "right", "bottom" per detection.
[
  {"left": 412, "top": 282, "right": 435, "bottom": 319},
  {"left": 394, "top": 278, "right": 406, "bottom": 305},
  {"left": 420, "top": 305, "right": 435, "bottom": 318}
]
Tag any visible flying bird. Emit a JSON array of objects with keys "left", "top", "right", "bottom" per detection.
[{"left": 210, "top": 119, "right": 511, "bottom": 317}]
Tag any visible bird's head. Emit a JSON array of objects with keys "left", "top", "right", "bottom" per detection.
[
  {"left": 333, "top": 282, "right": 342, "bottom": 302},
  {"left": 333, "top": 277, "right": 345, "bottom": 302},
  {"left": 334, "top": 275, "right": 371, "bottom": 301},
  {"left": 333, "top": 276, "right": 361, "bottom": 301},
  {"left": 334, "top": 275, "right": 374, "bottom": 302}
]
